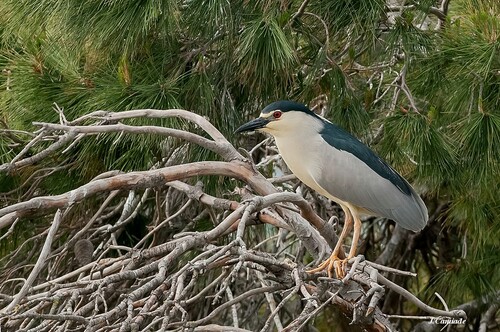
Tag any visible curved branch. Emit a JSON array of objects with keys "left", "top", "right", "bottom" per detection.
[
  {"left": 0, "top": 161, "right": 251, "bottom": 219},
  {"left": 378, "top": 274, "right": 467, "bottom": 318},
  {"left": 33, "top": 122, "right": 239, "bottom": 162},
  {"left": 71, "top": 109, "right": 237, "bottom": 153}
]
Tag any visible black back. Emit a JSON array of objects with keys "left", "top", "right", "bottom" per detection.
[
  {"left": 319, "top": 121, "right": 412, "bottom": 195},
  {"left": 262, "top": 100, "right": 315, "bottom": 115}
]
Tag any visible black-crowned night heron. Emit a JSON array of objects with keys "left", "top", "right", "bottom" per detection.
[{"left": 236, "top": 100, "right": 428, "bottom": 278}]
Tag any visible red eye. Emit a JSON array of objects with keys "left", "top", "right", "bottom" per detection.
[{"left": 273, "top": 111, "right": 282, "bottom": 119}]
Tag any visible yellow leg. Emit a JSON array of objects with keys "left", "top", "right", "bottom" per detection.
[
  {"left": 308, "top": 205, "right": 353, "bottom": 278},
  {"left": 348, "top": 213, "right": 362, "bottom": 259}
]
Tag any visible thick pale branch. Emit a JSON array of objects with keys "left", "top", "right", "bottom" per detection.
[
  {"left": 0, "top": 161, "right": 251, "bottom": 220},
  {"left": 33, "top": 122, "right": 231, "bottom": 161},
  {"left": 71, "top": 109, "right": 225, "bottom": 142},
  {"left": 69, "top": 108, "right": 241, "bottom": 160}
]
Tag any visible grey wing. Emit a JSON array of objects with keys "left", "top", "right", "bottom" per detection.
[{"left": 313, "top": 145, "right": 428, "bottom": 232}]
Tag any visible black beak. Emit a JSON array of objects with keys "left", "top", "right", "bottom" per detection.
[{"left": 235, "top": 117, "right": 270, "bottom": 133}]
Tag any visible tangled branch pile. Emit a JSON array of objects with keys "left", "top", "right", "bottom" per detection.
[{"left": 0, "top": 109, "right": 470, "bottom": 332}]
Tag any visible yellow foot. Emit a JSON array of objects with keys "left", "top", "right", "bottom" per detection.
[{"left": 307, "top": 256, "right": 348, "bottom": 278}]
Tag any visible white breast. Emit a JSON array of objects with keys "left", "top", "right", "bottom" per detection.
[{"left": 271, "top": 118, "right": 341, "bottom": 203}]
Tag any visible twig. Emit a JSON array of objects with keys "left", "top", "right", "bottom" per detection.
[
  {"left": 9, "top": 130, "right": 46, "bottom": 164},
  {"left": 225, "top": 287, "right": 239, "bottom": 328},
  {"left": 366, "top": 260, "right": 417, "bottom": 277},
  {"left": 0, "top": 131, "right": 77, "bottom": 173},
  {"left": 377, "top": 274, "right": 466, "bottom": 318},
  {"left": 290, "top": 0, "right": 310, "bottom": 22},
  {"left": 0, "top": 217, "right": 20, "bottom": 241},
  {"left": 435, "top": 292, "right": 449, "bottom": 312},
  {"left": 185, "top": 285, "right": 285, "bottom": 328},
  {"left": 3, "top": 209, "right": 63, "bottom": 313},
  {"left": 479, "top": 302, "right": 499, "bottom": 332}
]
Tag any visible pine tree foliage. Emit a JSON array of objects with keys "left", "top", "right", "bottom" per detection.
[{"left": 0, "top": 0, "right": 499, "bottom": 331}]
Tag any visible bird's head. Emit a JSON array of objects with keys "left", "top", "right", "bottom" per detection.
[{"left": 235, "top": 100, "right": 319, "bottom": 137}]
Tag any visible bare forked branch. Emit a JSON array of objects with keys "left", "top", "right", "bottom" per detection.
[{"left": 0, "top": 107, "right": 467, "bottom": 332}]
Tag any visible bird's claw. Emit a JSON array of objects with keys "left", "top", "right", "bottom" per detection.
[{"left": 307, "top": 256, "right": 348, "bottom": 279}]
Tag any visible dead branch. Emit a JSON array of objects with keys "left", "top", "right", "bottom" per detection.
[{"left": 0, "top": 107, "right": 468, "bottom": 332}]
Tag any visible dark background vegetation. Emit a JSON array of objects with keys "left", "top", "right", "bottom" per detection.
[{"left": 0, "top": 0, "right": 498, "bottom": 331}]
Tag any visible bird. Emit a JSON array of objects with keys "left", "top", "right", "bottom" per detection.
[{"left": 236, "top": 100, "right": 428, "bottom": 278}]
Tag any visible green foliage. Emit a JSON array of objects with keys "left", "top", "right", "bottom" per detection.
[
  {"left": 311, "top": 0, "right": 385, "bottom": 38},
  {"left": 379, "top": 112, "right": 456, "bottom": 191},
  {"left": 0, "top": 0, "right": 499, "bottom": 326},
  {"left": 236, "top": 16, "right": 297, "bottom": 98},
  {"left": 386, "top": 13, "right": 435, "bottom": 56},
  {"left": 323, "top": 67, "right": 371, "bottom": 136},
  {"left": 429, "top": 244, "right": 500, "bottom": 306},
  {"left": 455, "top": 113, "right": 500, "bottom": 186}
]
